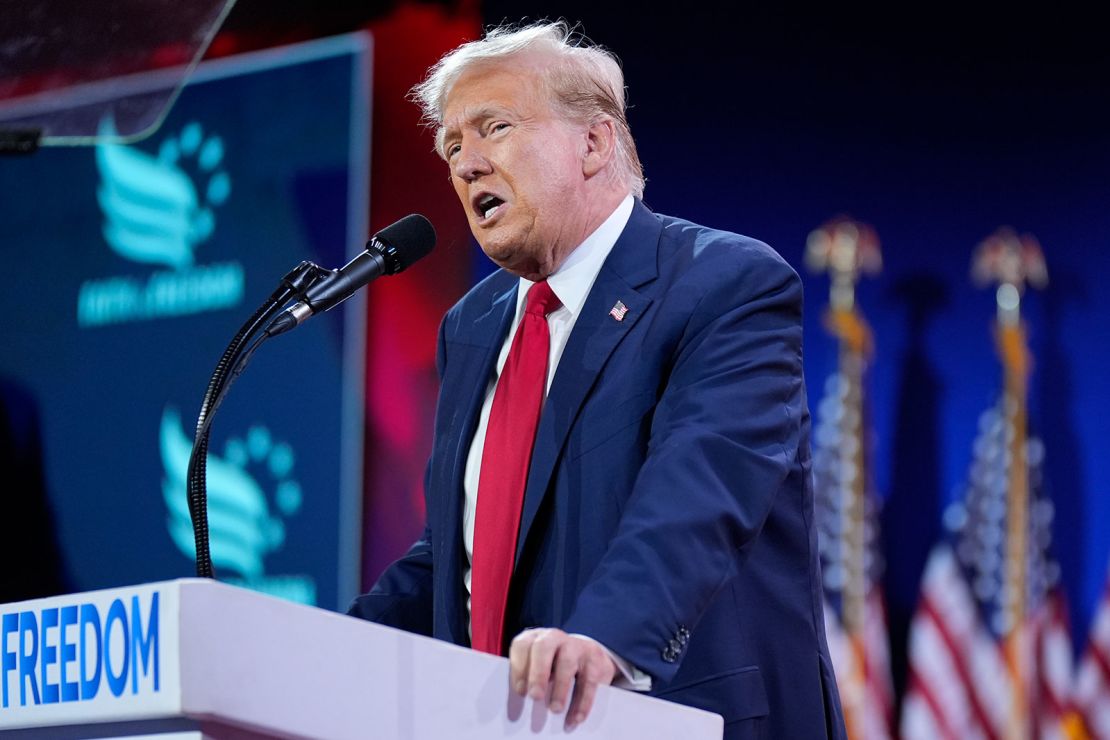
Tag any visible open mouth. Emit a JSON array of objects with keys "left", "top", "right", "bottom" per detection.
[{"left": 475, "top": 193, "right": 506, "bottom": 221}]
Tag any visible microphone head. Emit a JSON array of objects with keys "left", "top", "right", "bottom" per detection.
[{"left": 372, "top": 214, "right": 436, "bottom": 274}]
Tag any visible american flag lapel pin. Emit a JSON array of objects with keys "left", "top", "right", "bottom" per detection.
[{"left": 608, "top": 300, "right": 629, "bottom": 322}]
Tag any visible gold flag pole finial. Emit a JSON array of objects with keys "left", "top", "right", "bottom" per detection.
[
  {"left": 806, "top": 217, "right": 882, "bottom": 357},
  {"left": 971, "top": 227, "right": 1049, "bottom": 326},
  {"left": 806, "top": 217, "right": 883, "bottom": 313}
]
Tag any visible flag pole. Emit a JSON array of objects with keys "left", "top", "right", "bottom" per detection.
[{"left": 972, "top": 228, "right": 1048, "bottom": 740}]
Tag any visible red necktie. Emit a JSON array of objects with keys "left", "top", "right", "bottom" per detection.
[{"left": 471, "top": 280, "right": 562, "bottom": 655}]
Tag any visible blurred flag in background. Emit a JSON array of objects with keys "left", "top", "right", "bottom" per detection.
[
  {"left": 807, "top": 219, "right": 894, "bottom": 739},
  {"left": 901, "top": 230, "right": 1074, "bottom": 740}
]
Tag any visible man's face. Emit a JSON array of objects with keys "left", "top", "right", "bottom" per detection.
[{"left": 441, "top": 59, "right": 591, "bottom": 279}]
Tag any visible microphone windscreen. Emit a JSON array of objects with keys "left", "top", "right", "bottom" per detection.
[{"left": 374, "top": 214, "right": 437, "bottom": 273}]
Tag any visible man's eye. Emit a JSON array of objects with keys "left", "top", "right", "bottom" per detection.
[
  {"left": 447, "top": 144, "right": 461, "bottom": 158},
  {"left": 490, "top": 122, "right": 510, "bottom": 133}
]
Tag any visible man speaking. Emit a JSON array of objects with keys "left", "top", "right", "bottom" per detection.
[{"left": 348, "top": 21, "right": 846, "bottom": 739}]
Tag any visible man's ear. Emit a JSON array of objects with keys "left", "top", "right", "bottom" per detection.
[{"left": 582, "top": 118, "right": 617, "bottom": 178}]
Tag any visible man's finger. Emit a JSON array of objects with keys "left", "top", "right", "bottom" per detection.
[
  {"left": 508, "top": 630, "right": 539, "bottom": 695},
  {"left": 526, "top": 629, "right": 561, "bottom": 700},
  {"left": 566, "top": 651, "right": 616, "bottom": 729},
  {"left": 548, "top": 641, "right": 581, "bottom": 712}
]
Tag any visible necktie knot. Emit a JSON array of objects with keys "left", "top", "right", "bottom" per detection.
[{"left": 525, "top": 280, "right": 561, "bottom": 318}]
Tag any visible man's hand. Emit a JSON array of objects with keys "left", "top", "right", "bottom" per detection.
[{"left": 509, "top": 628, "right": 618, "bottom": 729}]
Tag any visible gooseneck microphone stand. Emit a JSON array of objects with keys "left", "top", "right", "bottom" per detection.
[
  {"left": 186, "top": 261, "right": 326, "bottom": 578},
  {"left": 185, "top": 213, "right": 436, "bottom": 579}
]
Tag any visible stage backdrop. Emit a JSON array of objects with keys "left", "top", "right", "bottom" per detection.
[{"left": 0, "top": 34, "right": 371, "bottom": 611}]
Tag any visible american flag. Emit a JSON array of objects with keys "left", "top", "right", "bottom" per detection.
[
  {"left": 814, "top": 364, "right": 895, "bottom": 739},
  {"left": 1072, "top": 563, "right": 1110, "bottom": 738},
  {"left": 900, "top": 399, "right": 1074, "bottom": 740},
  {"left": 901, "top": 228, "right": 1073, "bottom": 740},
  {"left": 807, "top": 216, "right": 893, "bottom": 740}
]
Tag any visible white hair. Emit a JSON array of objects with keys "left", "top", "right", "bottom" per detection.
[{"left": 411, "top": 20, "right": 645, "bottom": 198}]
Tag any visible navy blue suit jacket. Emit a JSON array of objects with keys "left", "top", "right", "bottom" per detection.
[{"left": 350, "top": 200, "right": 846, "bottom": 739}]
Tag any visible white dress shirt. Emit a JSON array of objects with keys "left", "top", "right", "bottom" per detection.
[{"left": 461, "top": 193, "right": 650, "bottom": 690}]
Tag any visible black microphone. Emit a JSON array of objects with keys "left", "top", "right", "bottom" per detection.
[{"left": 266, "top": 214, "right": 436, "bottom": 336}]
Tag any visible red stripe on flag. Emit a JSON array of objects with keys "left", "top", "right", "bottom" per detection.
[
  {"left": 1092, "top": 642, "right": 1110, "bottom": 687},
  {"left": 1035, "top": 611, "right": 1055, "bottom": 717},
  {"left": 868, "top": 592, "right": 896, "bottom": 722}
]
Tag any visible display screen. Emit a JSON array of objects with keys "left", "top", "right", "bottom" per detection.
[{"left": 0, "top": 34, "right": 371, "bottom": 612}]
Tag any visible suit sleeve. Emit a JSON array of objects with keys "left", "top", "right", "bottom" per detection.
[
  {"left": 346, "top": 526, "right": 434, "bottom": 635},
  {"left": 560, "top": 248, "right": 805, "bottom": 683},
  {"left": 346, "top": 316, "right": 453, "bottom": 635}
]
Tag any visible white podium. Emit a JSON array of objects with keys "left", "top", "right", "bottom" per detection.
[{"left": 0, "top": 580, "right": 722, "bottom": 738}]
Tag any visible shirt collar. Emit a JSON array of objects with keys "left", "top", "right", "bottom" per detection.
[{"left": 516, "top": 193, "right": 635, "bottom": 319}]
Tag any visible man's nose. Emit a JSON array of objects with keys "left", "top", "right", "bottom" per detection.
[{"left": 453, "top": 140, "right": 493, "bottom": 182}]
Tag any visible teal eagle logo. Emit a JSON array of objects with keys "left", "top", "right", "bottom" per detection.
[{"left": 95, "top": 117, "right": 230, "bottom": 270}]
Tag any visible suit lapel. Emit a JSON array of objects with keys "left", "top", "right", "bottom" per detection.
[
  {"left": 515, "top": 200, "right": 662, "bottom": 567},
  {"left": 446, "top": 283, "right": 517, "bottom": 492}
]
